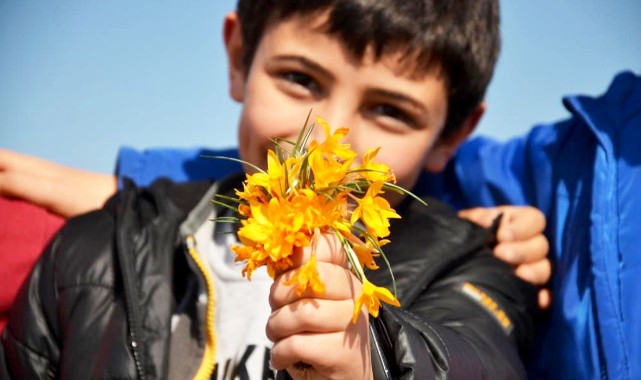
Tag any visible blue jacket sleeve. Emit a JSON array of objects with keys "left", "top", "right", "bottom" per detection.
[
  {"left": 415, "top": 136, "right": 533, "bottom": 210},
  {"left": 115, "top": 146, "right": 242, "bottom": 188},
  {"left": 417, "top": 124, "right": 570, "bottom": 214}
]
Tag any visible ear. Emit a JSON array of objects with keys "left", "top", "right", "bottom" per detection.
[
  {"left": 223, "top": 12, "right": 245, "bottom": 102},
  {"left": 424, "top": 103, "right": 486, "bottom": 172}
]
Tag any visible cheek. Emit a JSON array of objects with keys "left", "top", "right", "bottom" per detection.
[
  {"left": 237, "top": 106, "right": 273, "bottom": 171},
  {"left": 237, "top": 96, "right": 309, "bottom": 170},
  {"left": 351, "top": 130, "right": 435, "bottom": 191},
  {"left": 236, "top": 113, "right": 254, "bottom": 168},
  {"left": 379, "top": 147, "right": 426, "bottom": 189}
]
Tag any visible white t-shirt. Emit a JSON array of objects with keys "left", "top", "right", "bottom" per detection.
[{"left": 196, "top": 212, "right": 274, "bottom": 379}]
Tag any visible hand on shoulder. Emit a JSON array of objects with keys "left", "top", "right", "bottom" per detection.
[{"left": 459, "top": 205, "right": 552, "bottom": 309}]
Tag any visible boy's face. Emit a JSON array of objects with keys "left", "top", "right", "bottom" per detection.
[{"left": 225, "top": 11, "right": 473, "bottom": 203}]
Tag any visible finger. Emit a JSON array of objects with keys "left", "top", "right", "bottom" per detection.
[
  {"left": 496, "top": 206, "right": 546, "bottom": 242},
  {"left": 266, "top": 298, "right": 353, "bottom": 342},
  {"left": 538, "top": 288, "right": 552, "bottom": 310},
  {"left": 514, "top": 258, "right": 552, "bottom": 286},
  {"left": 493, "top": 234, "right": 549, "bottom": 265},
  {"left": 458, "top": 207, "right": 501, "bottom": 228},
  {"left": 273, "top": 233, "right": 347, "bottom": 279},
  {"left": 270, "top": 262, "right": 359, "bottom": 309},
  {"left": 270, "top": 313, "right": 369, "bottom": 372},
  {"left": 270, "top": 331, "right": 345, "bottom": 370},
  {"left": 300, "top": 232, "right": 346, "bottom": 266}
]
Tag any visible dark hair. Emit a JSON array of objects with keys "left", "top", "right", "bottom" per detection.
[{"left": 236, "top": 0, "right": 500, "bottom": 138}]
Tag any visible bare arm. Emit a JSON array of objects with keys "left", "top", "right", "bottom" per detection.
[{"left": 0, "top": 148, "right": 116, "bottom": 218}]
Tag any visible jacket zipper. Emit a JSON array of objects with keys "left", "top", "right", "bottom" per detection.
[
  {"left": 185, "top": 234, "right": 218, "bottom": 380},
  {"left": 117, "top": 222, "right": 146, "bottom": 379}
]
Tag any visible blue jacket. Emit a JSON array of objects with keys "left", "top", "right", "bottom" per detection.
[
  {"left": 115, "top": 71, "right": 641, "bottom": 379},
  {"left": 424, "top": 71, "right": 641, "bottom": 380}
]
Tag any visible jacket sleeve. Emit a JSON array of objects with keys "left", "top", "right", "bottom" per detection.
[
  {"left": 0, "top": 233, "right": 62, "bottom": 379},
  {"left": 418, "top": 124, "right": 576, "bottom": 215},
  {"left": 369, "top": 222, "right": 537, "bottom": 379},
  {"left": 414, "top": 136, "right": 532, "bottom": 211},
  {"left": 115, "top": 146, "right": 242, "bottom": 188}
]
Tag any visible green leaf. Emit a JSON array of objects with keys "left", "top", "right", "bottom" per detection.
[
  {"left": 382, "top": 182, "right": 428, "bottom": 206},
  {"left": 200, "top": 155, "right": 266, "bottom": 174}
]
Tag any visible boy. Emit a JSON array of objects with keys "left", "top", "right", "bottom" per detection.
[
  {"left": 95, "top": 72, "right": 641, "bottom": 379},
  {"left": 1, "top": 0, "right": 536, "bottom": 379}
]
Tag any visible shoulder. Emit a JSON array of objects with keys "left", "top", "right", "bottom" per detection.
[
  {"left": 51, "top": 178, "right": 216, "bottom": 285},
  {"left": 115, "top": 146, "right": 242, "bottom": 186},
  {"left": 371, "top": 196, "right": 495, "bottom": 302},
  {"left": 45, "top": 206, "right": 118, "bottom": 289},
  {"left": 391, "top": 196, "right": 492, "bottom": 259}
]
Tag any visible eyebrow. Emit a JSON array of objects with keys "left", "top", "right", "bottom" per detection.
[
  {"left": 366, "top": 89, "right": 428, "bottom": 117},
  {"left": 271, "top": 55, "right": 334, "bottom": 82}
]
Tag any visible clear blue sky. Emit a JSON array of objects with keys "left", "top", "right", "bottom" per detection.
[{"left": 1, "top": 1, "right": 640, "bottom": 173}]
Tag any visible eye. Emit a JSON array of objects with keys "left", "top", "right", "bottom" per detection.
[
  {"left": 278, "top": 71, "right": 323, "bottom": 97},
  {"left": 369, "top": 104, "right": 417, "bottom": 129}
]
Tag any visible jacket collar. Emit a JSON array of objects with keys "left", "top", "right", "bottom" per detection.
[{"left": 562, "top": 71, "right": 641, "bottom": 150}]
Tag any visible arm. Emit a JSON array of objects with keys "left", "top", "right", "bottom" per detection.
[
  {"left": 0, "top": 148, "right": 116, "bottom": 218},
  {"left": 115, "top": 146, "right": 241, "bottom": 187},
  {"left": 418, "top": 136, "right": 533, "bottom": 208},
  {"left": 0, "top": 146, "right": 241, "bottom": 218}
]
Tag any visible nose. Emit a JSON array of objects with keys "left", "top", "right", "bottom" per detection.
[{"left": 308, "top": 101, "right": 359, "bottom": 144}]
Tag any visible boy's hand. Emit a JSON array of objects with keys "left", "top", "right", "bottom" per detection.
[
  {"left": 0, "top": 148, "right": 117, "bottom": 218},
  {"left": 458, "top": 205, "right": 552, "bottom": 309},
  {"left": 267, "top": 233, "right": 373, "bottom": 380}
]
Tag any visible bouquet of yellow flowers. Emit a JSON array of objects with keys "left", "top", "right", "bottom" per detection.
[{"left": 214, "top": 115, "right": 425, "bottom": 323}]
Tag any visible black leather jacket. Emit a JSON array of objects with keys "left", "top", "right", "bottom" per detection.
[{"left": 0, "top": 176, "right": 536, "bottom": 379}]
